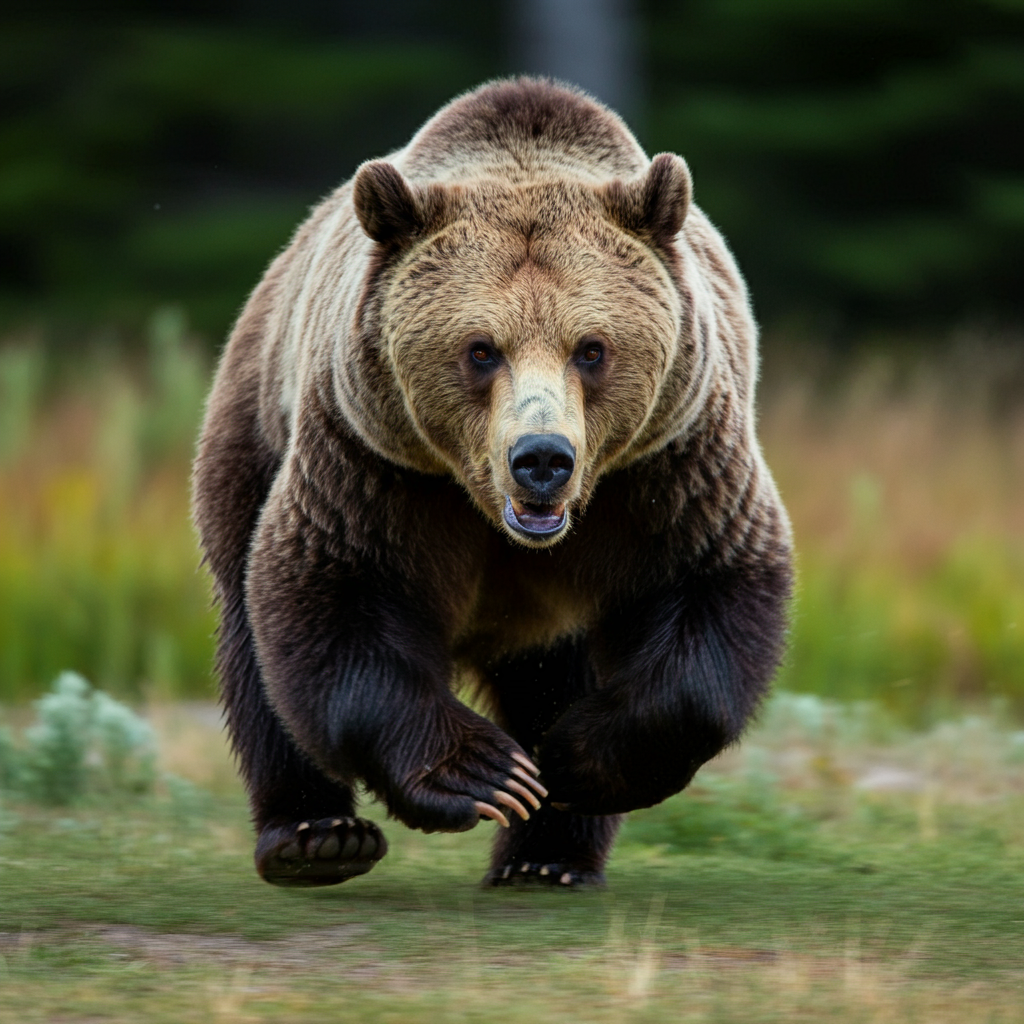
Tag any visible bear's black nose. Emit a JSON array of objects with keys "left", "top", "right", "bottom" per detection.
[{"left": 509, "top": 433, "right": 576, "bottom": 498}]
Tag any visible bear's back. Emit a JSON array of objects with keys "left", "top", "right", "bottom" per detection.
[{"left": 398, "top": 78, "right": 649, "bottom": 186}]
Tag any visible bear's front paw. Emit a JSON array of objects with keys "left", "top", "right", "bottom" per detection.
[
  {"left": 388, "top": 731, "right": 548, "bottom": 834},
  {"left": 255, "top": 816, "right": 387, "bottom": 887}
]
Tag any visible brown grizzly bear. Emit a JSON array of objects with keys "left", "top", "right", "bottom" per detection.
[{"left": 192, "top": 78, "right": 792, "bottom": 888}]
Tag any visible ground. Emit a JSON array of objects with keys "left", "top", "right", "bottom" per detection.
[{"left": 0, "top": 699, "right": 1021, "bottom": 1023}]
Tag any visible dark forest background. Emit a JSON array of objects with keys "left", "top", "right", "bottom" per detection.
[{"left": 2, "top": 0, "right": 1023, "bottom": 342}]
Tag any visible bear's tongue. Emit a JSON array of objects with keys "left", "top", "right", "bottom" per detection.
[{"left": 505, "top": 497, "right": 566, "bottom": 535}]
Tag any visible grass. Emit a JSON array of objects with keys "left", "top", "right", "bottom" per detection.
[{"left": 1, "top": 698, "right": 1022, "bottom": 1022}]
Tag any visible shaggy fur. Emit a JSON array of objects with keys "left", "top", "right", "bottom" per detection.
[{"left": 192, "top": 77, "right": 793, "bottom": 888}]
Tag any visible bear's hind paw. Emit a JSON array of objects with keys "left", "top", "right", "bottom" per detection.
[
  {"left": 256, "top": 816, "right": 387, "bottom": 887},
  {"left": 483, "top": 861, "right": 605, "bottom": 889}
]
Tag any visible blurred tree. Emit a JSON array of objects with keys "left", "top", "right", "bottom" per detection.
[
  {"left": 642, "top": 0, "right": 1024, "bottom": 328},
  {"left": 0, "top": 1, "right": 497, "bottom": 336},
  {"left": 512, "top": 0, "right": 641, "bottom": 120}
]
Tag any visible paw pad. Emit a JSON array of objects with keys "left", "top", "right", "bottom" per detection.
[{"left": 256, "top": 816, "right": 388, "bottom": 888}]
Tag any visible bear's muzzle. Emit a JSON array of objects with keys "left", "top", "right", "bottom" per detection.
[{"left": 503, "top": 432, "right": 575, "bottom": 539}]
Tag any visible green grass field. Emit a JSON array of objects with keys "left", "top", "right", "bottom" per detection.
[{"left": 1, "top": 699, "right": 1022, "bottom": 1023}]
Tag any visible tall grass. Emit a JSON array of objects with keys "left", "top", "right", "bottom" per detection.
[
  {"left": 0, "top": 311, "right": 215, "bottom": 700},
  {"left": 762, "top": 340, "right": 1024, "bottom": 721},
  {"left": 0, "top": 326, "right": 1021, "bottom": 718}
]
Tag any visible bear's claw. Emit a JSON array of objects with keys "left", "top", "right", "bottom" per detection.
[
  {"left": 483, "top": 861, "right": 606, "bottom": 888},
  {"left": 474, "top": 801, "right": 511, "bottom": 828},
  {"left": 505, "top": 777, "right": 543, "bottom": 810},
  {"left": 393, "top": 720, "right": 549, "bottom": 834},
  {"left": 511, "top": 766, "right": 548, "bottom": 797},
  {"left": 511, "top": 751, "right": 542, "bottom": 777},
  {"left": 493, "top": 789, "right": 531, "bottom": 821},
  {"left": 472, "top": 772, "right": 546, "bottom": 828},
  {"left": 256, "top": 816, "right": 387, "bottom": 887}
]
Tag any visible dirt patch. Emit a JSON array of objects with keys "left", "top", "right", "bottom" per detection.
[{"left": 0, "top": 923, "right": 374, "bottom": 970}]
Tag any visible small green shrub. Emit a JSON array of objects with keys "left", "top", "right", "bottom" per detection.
[
  {"left": 623, "top": 754, "right": 819, "bottom": 861},
  {"left": 0, "top": 724, "right": 18, "bottom": 790},
  {"left": 1, "top": 672, "right": 157, "bottom": 805},
  {"left": 163, "top": 772, "right": 214, "bottom": 825}
]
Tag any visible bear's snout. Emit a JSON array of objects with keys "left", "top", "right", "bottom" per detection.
[
  {"left": 502, "top": 433, "right": 576, "bottom": 541},
  {"left": 508, "top": 433, "right": 576, "bottom": 499}
]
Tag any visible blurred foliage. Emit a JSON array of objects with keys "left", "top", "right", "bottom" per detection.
[
  {"left": 780, "top": 539, "right": 1024, "bottom": 717},
  {"left": 0, "top": 331, "right": 1022, "bottom": 718},
  {"left": 0, "top": 1, "right": 1021, "bottom": 337},
  {"left": 625, "top": 753, "right": 821, "bottom": 861},
  {"left": 757, "top": 337, "right": 1024, "bottom": 721},
  {"left": 643, "top": 0, "right": 1024, "bottom": 326},
  {"left": 0, "top": 316, "right": 216, "bottom": 700},
  {"left": 0, "top": 2, "right": 494, "bottom": 335}
]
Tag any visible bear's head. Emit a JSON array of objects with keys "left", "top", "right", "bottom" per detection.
[{"left": 352, "top": 154, "right": 695, "bottom": 548}]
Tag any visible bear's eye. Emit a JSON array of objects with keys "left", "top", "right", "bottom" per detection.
[
  {"left": 468, "top": 338, "right": 498, "bottom": 367},
  {"left": 577, "top": 339, "right": 604, "bottom": 366}
]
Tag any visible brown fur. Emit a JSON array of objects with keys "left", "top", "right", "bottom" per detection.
[{"left": 192, "top": 78, "right": 792, "bottom": 888}]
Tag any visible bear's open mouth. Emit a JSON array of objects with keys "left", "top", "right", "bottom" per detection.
[{"left": 503, "top": 496, "right": 567, "bottom": 538}]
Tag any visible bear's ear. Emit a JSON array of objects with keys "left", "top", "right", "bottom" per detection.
[
  {"left": 602, "top": 153, "right": 692, "bottom": 250},
  {"left": 352, "top": 161, "right": 425, "bottom": 245}
]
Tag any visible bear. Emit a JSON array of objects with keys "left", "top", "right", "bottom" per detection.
[{"left": 191, "top": 77, "right": 793, "bottom": 889}]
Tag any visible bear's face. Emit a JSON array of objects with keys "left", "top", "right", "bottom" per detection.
[{"left": 354, "top": 158, "right": 691, "bottom": 547}]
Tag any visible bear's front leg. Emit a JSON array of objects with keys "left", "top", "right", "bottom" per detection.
[
  {"left": 538, "top": 560, "right": 791, "bottom": 815},
  {"left": 245, "top": 481, "right": 547, "bottom": 854}
]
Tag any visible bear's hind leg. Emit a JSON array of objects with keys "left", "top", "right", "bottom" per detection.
[
  {"left": 484, "top": 808, "right": 621, "bottom": 887},
  {"left": 193, "top": 349, "right": 386, "bottom": 887},
  {"left": 256, "top": 816, "right": 387, "bottom": 888},
  {"left": 483, "top": 638, "right": 620, "bottom": 887},
  {"left": 217, "top": 553, "right": 389, "bottom": 887}
]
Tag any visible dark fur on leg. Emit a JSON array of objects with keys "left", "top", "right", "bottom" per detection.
[
  {"left": 538, "top": 558, "right": 793, "bottom": 816},
  {"left": 192, "top": 366, "right": 379, "bottom": 884},
  {"left": 217, "top": 589, "right": 360, "bottom": 830},
  {"left": 483, "top": 638, "right": 620, "bottom": 886},
  {"left": 212, "top": 517, "right": 378, "bottom": 887},
  {"left": 245, "top": 488, "right": 539, "bottom": 836}
]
